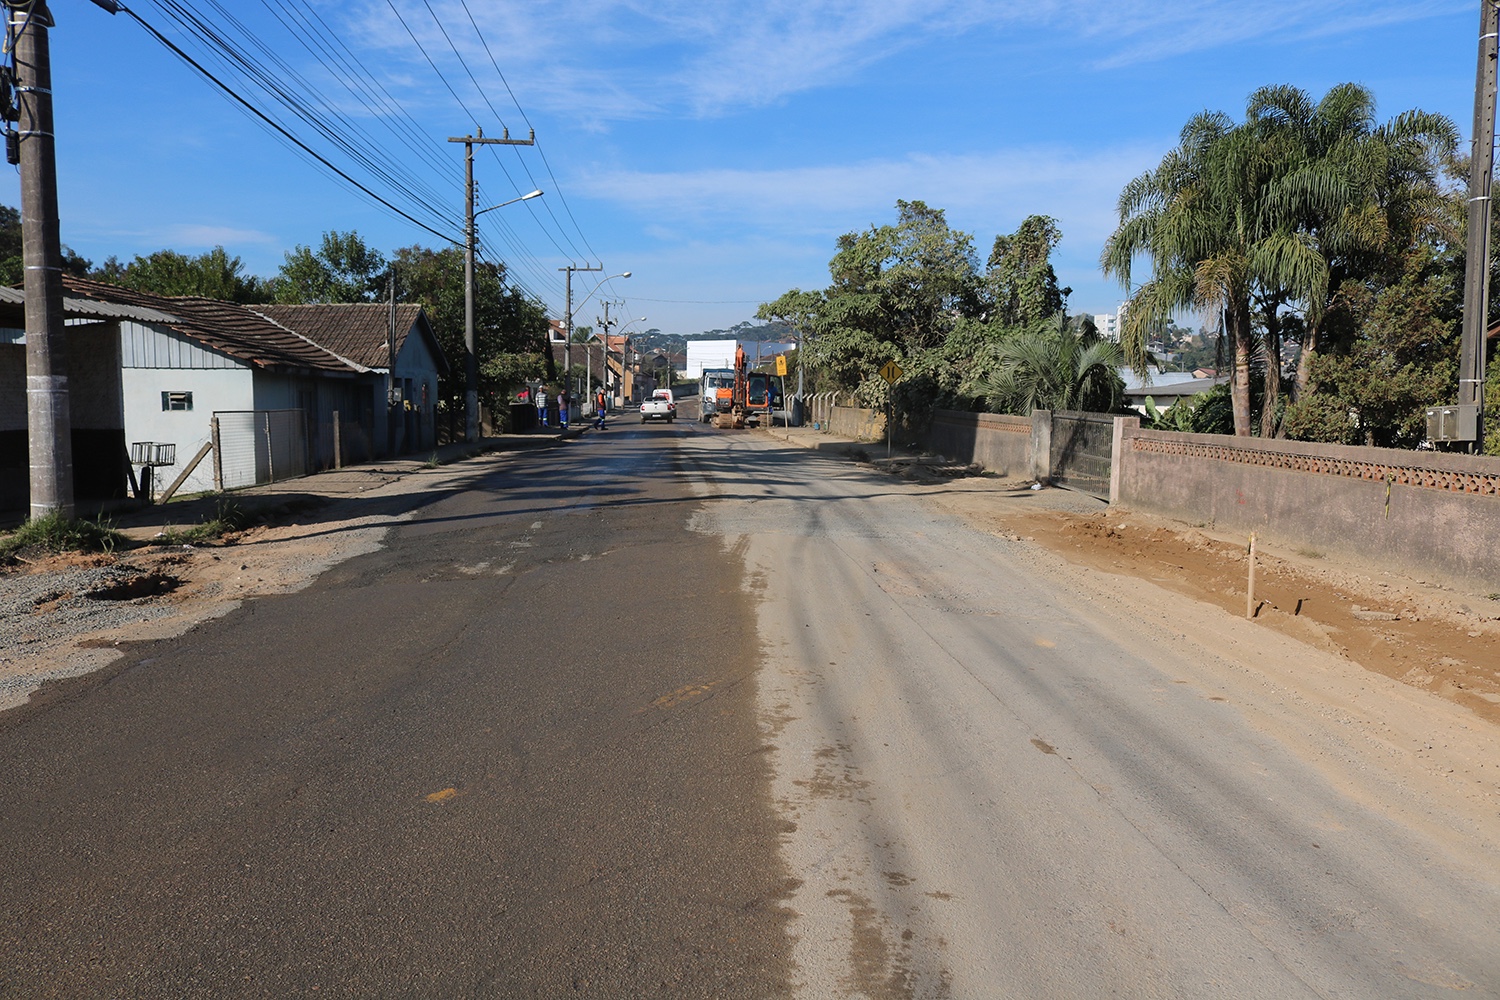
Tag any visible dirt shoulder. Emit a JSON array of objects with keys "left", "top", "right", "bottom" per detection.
[
  {"left": 846, "top": 442, "right": 1500, "bottom": 728},
  {"left": 0, "top": 453, "right": 515, "bottom": 713},
  {"left": 873, "top": 463, "right": 1500, "bottom": 864}
]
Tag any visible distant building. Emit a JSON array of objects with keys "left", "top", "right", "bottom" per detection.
[
  {"left": 1092, "top": 302, "right": 1128, "bottom": 342},
  {"left": 684, "top": 339, "right": 738, "bottom": 378}
]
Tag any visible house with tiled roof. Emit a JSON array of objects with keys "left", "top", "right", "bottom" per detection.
[
  {"left": 2, "top": 278, "right": 418, "bottom": 509},
  {"left": 252, "top": 303, "right": 447, "bottom": 455}
]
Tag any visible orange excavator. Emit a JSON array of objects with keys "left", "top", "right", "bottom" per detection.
[{"left": 712, "top": 344, "right": 773, "bottom": 428}]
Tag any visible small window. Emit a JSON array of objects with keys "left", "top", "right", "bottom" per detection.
[{"left": 161, "top": 391, "right": 193, "bottom": 412}]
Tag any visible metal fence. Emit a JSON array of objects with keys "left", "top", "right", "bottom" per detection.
[
  {"left": 214, "top": 409, "right": 309, "bottom": 490},
  {"left": 1050, "top": 410, "right": 1115, "bottom": 499}
]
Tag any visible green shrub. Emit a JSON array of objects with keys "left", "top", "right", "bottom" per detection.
[{"left": 0, "top": 512, "right": 126, "bottom": 557}]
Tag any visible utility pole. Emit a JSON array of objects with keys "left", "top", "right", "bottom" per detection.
[
  {"left": 449, "top": 127, "right": 535, "bottom": 442},
  {"left": 598, "top": 300, "right": 616, "bottom": 402},
  {"left": 559, "top": 263, "right": 602, "bottom": 408},
  {"left": 1458, "top": 0, "right": 1499, "bottom": 447},
  {"left": 10, "top": 1, "right": 72, "bottom": 520}
]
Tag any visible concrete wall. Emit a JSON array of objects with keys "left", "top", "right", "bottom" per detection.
[
  {"left": 924, "top": 410, "right": 1032, "bottom": 477},
  {"left": 2, "top": 324, "right": 129, "bottom": 512},
  {"left": 1116, "top": 424, "right": 1500, "bottom": 592},
  {"left": 124, "top": 367, "right": 250, "bottom": 497},
  {"left": 826, "top": 404, "right": 885, "bottom": 441}
]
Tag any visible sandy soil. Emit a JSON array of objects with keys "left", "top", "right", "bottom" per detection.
[{"left": 930, "top": 482, "right": 1500, "bottom": 727}]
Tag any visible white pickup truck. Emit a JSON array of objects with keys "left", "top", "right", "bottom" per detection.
[{"left": 639, "top": 388, "right": 676, "bottom": 423}]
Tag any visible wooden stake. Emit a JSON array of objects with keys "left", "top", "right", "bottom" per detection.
[{"left": 1246, "top": 532, "right": 1257, "bottom": 619}]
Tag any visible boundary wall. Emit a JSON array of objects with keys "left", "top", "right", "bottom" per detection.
[
  {"left": 801, "top": 403, "right": 1500, "bottom": 591},
  {"left": 1114, "top": 420, "right": 1500, "bottom": 592}
]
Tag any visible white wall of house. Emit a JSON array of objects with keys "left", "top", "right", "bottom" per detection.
[
  {"left": 392, "top": 325, "right": 441, "bottom": 452},
  {"left": 122, "top": 366, "right": 251, "bottom": 496}
]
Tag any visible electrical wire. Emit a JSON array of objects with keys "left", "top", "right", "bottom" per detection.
[
  {"left": 414, "top": 0, "right": 580, "bottom": 265},
  {"left": 108, "top": 1, "right": 607, "bottom": 320},
  {"left": 456, "top": 0, "right": 600, "bottom": 263},
  {"left": 120, "top": 4, "right": 461, "bottom": 245},
  {"left": 137, "top": 0, "right": 462, "bottom": 235}
]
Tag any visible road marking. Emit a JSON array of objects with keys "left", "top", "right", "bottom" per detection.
[{"left": 425, "top": 787, "right": 460, "bottom": 803}]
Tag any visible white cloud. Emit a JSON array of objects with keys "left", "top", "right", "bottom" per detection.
[
  {"left": 578, "top": 145, "right": 1161, "bottom": 246},
  {"left": 340, "top": 1, "right": 1463, "bottom": 122}
]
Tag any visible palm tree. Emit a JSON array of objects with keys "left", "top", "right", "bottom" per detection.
[
  {"left": 977, "top": 320, "right": 1123, "bottom": 414},
  {"left": 1102, "top": 110, "right": 1262, "bottom": 436},
  {"left": 1102, "top": 85, "right": 1456, "bottom": 438},
  {"left": 1246, "top": 84, "right": 1457, "bottom": 406}
]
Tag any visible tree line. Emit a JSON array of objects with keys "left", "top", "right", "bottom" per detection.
[
  {"left": 759, "top": 83, "right": 1500, "bottom": 454},
  {"left": 0, "top": 212, "right": 552, "bottom": 423}
]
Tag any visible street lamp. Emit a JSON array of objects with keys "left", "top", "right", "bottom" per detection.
[{"left": 463, "top": 188, "right": 543, "bottom": 441}]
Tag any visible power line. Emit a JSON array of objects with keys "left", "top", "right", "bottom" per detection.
[
  {"left": 140, "top": 0, "right": 461, "bottom": 232},
  {"left": 456, "top": 0, "right": 600, "bottom": 263},
  {"left": 121, "top": 4, "right": 461, "bottom": 245},
  {"left": 415, "top": 0, "right": 584, "bottom": 264}
]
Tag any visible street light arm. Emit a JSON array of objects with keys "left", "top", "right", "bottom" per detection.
[
  {"left": 573, "top": 271, "right": 631, "bottom": 314},
  {"left": 476, "top": 189, "right": 542, "bottom": 217}
]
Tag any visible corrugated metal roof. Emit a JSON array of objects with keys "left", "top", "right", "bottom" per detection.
[{"left": 0, "top": 284, "right": 180, "bottom": 324}]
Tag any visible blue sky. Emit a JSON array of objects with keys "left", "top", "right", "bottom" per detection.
[{"left": 0, "top": 1, "right": 1477, "bottom": 337}]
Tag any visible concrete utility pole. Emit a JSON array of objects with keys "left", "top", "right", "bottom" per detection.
[
  {"left": 11, "top": 0, "right": 72, "bottom": 520},
  {"left": 598, "top": 300, "right": 616, "bottom": 401},
  {"left": 1459, "top": 0, "right": 1499, "bottom": 446},
  {"left": 559, "top": 263, "right": 602, "bottom": 406},
  {"left": 448, "top": 128, "right": 535, "bottom": 442}
]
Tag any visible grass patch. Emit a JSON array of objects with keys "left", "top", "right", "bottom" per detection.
[
  {"left": 0, "top": 512, "right": 127, "bottom": 559},
  {"left": 155, "top": 499, "right": 254, "bottom": 546}
]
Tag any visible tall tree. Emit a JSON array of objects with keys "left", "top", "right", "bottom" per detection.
[
  {"left": 827, "top": 199, "right": 982, "bottom": 354},
  {"left": 95, "top": 246, "right": 264, "bottom": 301},
  {"left": 0, "top": 204, "right": 89, "bottom": 284},
  {"left": 389, "top": 244, "right": 547, "bottom": 416},
  {"left": 1245, "top": 83, "right": 1457, "bottom": 406},
  {"left": 1103, "top": 111, "right": 1256, "bottom": 435},
  {"left": 272, "top": 230, "right": 386, "bottom": 303},
  {"left": 987, "top": 215, "right": 1070, "bottom": 325}
]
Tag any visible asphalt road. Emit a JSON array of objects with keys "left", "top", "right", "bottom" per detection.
[
  {"left": 4, "top": 413, "right": 1499, "bottom": 999},
  {"left": 0, "top": 417, "right": 790, "bottom": 999}
]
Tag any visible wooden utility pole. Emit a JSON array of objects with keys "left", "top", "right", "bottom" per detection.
[
  {"left": 448, "top": 128, "right": 535, "bottom": 442},
  {"left": 11, "top": 1, "right": 72, "bottom": 519},
  {"left": 1459, "top": 0, "right": 1499, "bottom": 445}
]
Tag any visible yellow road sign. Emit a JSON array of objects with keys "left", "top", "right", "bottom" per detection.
[
  {"left": 775, "top": 354, "right": 788, "bottom": 376},
  {"left": 879, "top": 360, "right": 904, "bottom": 384}
]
